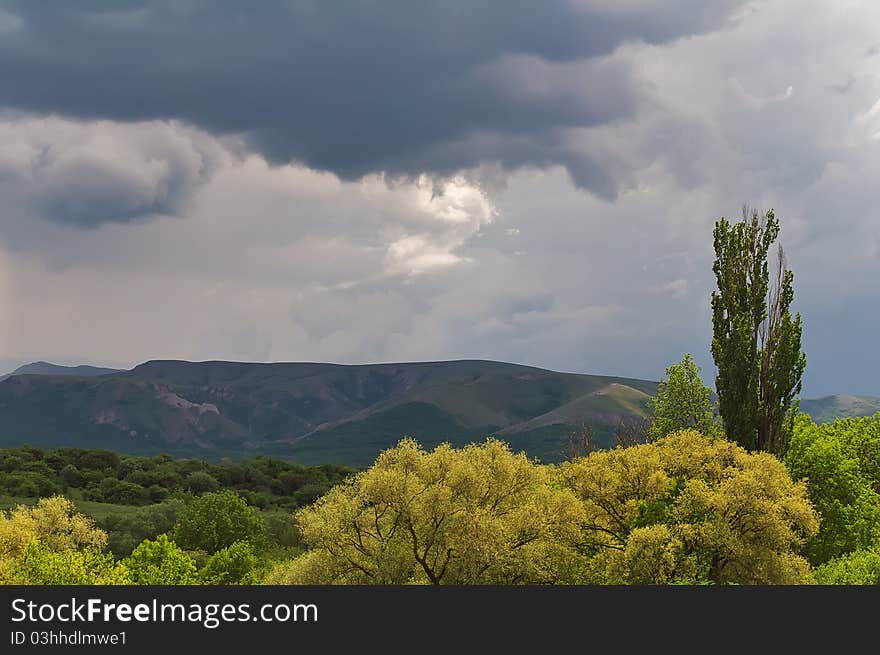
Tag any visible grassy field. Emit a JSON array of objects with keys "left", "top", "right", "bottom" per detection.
[{"left": 0, "top": 493, "right": 144, "bottom": 520}]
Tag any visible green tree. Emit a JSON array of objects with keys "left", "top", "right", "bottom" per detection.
[
  {"left": 784, "top": 413, "right": 880, "bottom": 564},
  {"left": 199, "top": 541, "right": 257, "bottom": 584},
  {"left": 0, "top": 471, "right": 57, "bottom": 497},
  {"left": 184, "top": 471, "right": 220, "bottom": 494},
  {"left": 647, "top": 354, "right": 720, "bottom": 441},
  {"left": 273, "top": 438, "right": 585, "bottom": 585},
  {"left": 813, "top": 546, "right": 880, "bottom": 585},
  {"left": 59, "top": 463, "right": 84, "bottom": 488},
  {"left": 711, "top": 207, "right": 805, "bottom": 456},
  {"left": 99, "top": 497, "right": 185, "bottom": 558},
  {"left": 561, "top": 430, "right": 819, "bottom": 584},
  {"left": 174, "top": 490, "right": 265, "bottom": 554},
  {"left": 125, "top": 534, "right": 198, "bottom": 585}
]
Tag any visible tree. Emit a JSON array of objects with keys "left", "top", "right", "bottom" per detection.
[
  {"left": 813, "top": 546, "right": 880, "bottom": 585},
  {"left": 12, "top": 542, "right": 130, "bottom": 585},
  {"left": 184, "top": 471, "right": 220, "bottom": 494},
  {"left": 59, "top": 463, "right": 84, "bottom": 488},
  {"left": 0, "top": 496, "right": 107, "bottom": 558},
  {"left": 125, "top": 534, "right": 198, "bottom": 585},
  {"left": 0, "top": 496, "right": 116, "bottom": 584},
  {"left": 274, "top": 438, "right": 585, "bottom": 585},
  {"left": 711, "top": 207, "right": 806, "bottom": 456},
  {"left": 611, "top": 416, "right": 651, "bottom": 448},
  {"left": 99, "top": 497, "right": 185, "bottom": 558},
  {"left": 561, "top": 430, "right": 819, "bottom": 584},
  {"left": 174, "top": 490, "right": 265, "bottom": 554},
  {"left": 784, "top": 413, "right": 880, "bottom": 564},
  {"left": 563, "top": 422, "right": 597, "bottom": 460},
  {"left": 647, "top": 354, "right": 720, "bottom": 441},
  {"left": 199, "top": 540, "right": 257, "bottom": 584}
]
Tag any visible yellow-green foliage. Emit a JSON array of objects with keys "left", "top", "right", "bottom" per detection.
[
  {"left": 0, "top": 495, "right": 106, "bottom": 556},
  {"left": 0, "top": 435, "right": 833, "bottom": 586},
  {"left": 561, "top": 430, "right": 818, "bottom": 584},
  {"left": 275, "top": 433, "right": 818, "bottom": 585},
  {"left": 11, "top": 542, "right": 130, "bottom": 584},
  {"left": 278, "top": 438, "right": 586, "bottom": 584},
  {"left": 0, "top": 496, "right": 122, "bottom": 584}
]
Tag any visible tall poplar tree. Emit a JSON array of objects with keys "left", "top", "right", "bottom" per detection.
[{"left": 710, "top": 207, "right": 806, "bottom": 456}]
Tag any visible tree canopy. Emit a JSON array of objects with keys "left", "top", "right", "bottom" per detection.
[
  {"left": 647, "top": 354, "right": 720, "bottom": 441},
  {"left": 270, "top": 433, "right": 819, "bottom": 585},
  {"left": 0, "top": 496, "right": 127, "bottom": 584},
  {"left": 561, "top": 430, "right": 818, "bottom": 584},
  {"left": 124, "top": 533, "right": 198, "bottom": 585},
  {"left": 271, "top": 438, "right": 585, "bottom": 585},
  {"left": 174, "top": 490, "right": 266, "bottom": 554},
  {"left": 784, "top": 413, "right": 880, "bottom": 564},
  {"left": 813, "top": 546, "right": 880, "bottom": 585}
]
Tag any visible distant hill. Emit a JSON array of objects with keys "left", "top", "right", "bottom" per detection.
[
  {"left": 0, "top": 361, "right": 123, "bottom": 382},
  {"left": 800, "top": 395, "right": 880, "bottom": 424},
  {"left": 0, "top": 359, "right": 658, "bottom": 466},
  {"left": 0, "top": 357, "right": 873, "bottom": 466}
]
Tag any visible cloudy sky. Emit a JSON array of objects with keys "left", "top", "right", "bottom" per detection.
[{"left": 0, "top": 0, "right": 878, "bottom": 396}]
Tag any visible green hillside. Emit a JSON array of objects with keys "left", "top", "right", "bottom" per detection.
[
  {"left": 1, "top": 358, "right": 873, "bottom": 467},
  {"left": 0, "top": 359, "right": 659, "bottom": 466},
  {"left": 799, "top": 395, "right": 880, "bottom": 424}
]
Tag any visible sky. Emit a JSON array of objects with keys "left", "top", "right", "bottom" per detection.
[{"left": 0, "top": 0, "right": 878, "bottom": 396}]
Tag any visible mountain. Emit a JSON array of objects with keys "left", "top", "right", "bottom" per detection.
[
  {"left": 0, "top": 361, "right": 123, "bottom": 382},
  {"left": 799, "top": 395, "right": 880, "bottom": 424},
  {"left": 0, "top": 359, "right": 658, "bottom": 466},
  {"left": 0, "top": 357, "right": 873, "bottom": 467}
]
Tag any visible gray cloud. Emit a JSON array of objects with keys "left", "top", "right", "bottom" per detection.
[
  {"left": 2, "top": 0, "right": 880, "bottom": 401},
  {"left": 0, "top": 117, "right": 221, "bottom": 228},
  {"left": 0, "top": 0, "right": 745, "bottom": 196}
]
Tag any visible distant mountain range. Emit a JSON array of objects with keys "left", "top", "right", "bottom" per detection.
[
  {"left": 0, "top": 361, "right": 122, "bottom": 382},
  {"left": 0, "top": 359, "right": 876, "bottom": 467},
  {"left": 798, "top": 395, "right": 880, "bottom": 424}
]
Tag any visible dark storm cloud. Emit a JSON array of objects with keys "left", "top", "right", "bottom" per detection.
[{"left": 0, "top": 0, "right": 745, "bottom": 195}]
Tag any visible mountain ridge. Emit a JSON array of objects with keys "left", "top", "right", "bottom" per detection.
[
  {"left": 0, "top": 358, "right": 875, "bottom": 467},
  {"left": 0, "top": 361, "right": 123, "bottom": 382},
  {"left": 0, "top": 359, "right": 657, "bottom": 466}
]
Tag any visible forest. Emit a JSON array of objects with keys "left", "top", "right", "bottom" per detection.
[{"left": 0, "top": 410, "right": 878, "bottom": 585}]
